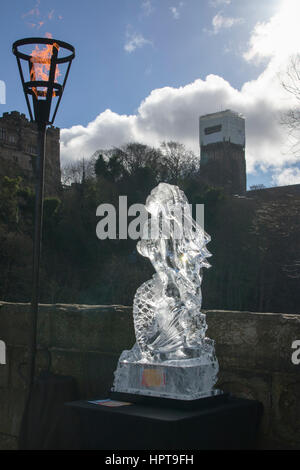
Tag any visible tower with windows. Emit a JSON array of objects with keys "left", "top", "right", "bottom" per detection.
[{"left": 199, "top": 110, "right": 246, "bottom": 194}]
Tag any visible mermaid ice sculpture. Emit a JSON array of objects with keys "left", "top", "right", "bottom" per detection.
[{"left": 112, "top": 183, "right": 219, "bottom": 401}]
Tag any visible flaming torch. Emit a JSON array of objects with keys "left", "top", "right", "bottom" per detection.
[{"left": 12, "top": 37, "right": 75, "bottom": 392}]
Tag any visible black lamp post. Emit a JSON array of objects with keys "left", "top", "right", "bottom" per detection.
[{"left": 12, "top": 37, "right": 75, "bottom": 392}]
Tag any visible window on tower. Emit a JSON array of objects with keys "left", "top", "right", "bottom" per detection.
[
  {"left": 0, "top": 128, "right": 6, "bottom": 140},
  {"left": 9, "top": 134, "right": 17, "bottom": 144},
  {"left": 204, "top": 124, "right": 222, "bottom": 135}
]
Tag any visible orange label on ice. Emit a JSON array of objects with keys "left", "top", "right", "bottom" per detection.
[{"left": 141, "top": 368, "right": 165, "bottom": 387}]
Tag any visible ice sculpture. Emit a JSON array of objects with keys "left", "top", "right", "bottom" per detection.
[{"left": 112, "top": 183, "right": 219, "bottom": 400}]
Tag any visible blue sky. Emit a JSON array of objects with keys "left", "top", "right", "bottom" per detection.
[{"left": 0, "top": 0, "right": 299, "bottom": 188}]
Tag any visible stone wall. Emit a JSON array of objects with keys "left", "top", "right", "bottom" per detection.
[
  {"left": 0, "top": 111, "right": 61, "bottom": 196},
  {"left": 247, "top": 183, "right": 300, "bottom": 199},
  {"left": 0, "top": 302, "right": 299, "bottom": 449}
]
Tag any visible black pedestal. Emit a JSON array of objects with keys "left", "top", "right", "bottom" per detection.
[
  {"left": 110, "top": 390, "right": 229, "bottom": 410},
  {"left": 65, "top": 396, "right": 263, "bottom": 450}
]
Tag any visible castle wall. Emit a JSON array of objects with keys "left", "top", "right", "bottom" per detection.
[
  {"left": 0, "top": 302, "right": 299, "bottom": 449},
  {"left": 247, "top": 184, "right": 300, "bottom": 199},
  {"left": 0, "top": 111, "right": 61, "bottom": 196}
]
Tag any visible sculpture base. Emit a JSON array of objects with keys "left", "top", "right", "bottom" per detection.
[
  {"left": 112, "top": 357, "right": 219, "bottom": 402},
  {"left": 110, "top": 389, "right": 228, "bottom": 410}
]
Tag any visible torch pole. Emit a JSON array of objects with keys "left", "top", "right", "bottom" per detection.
[{"left": 28, "top": 122, "right": 47, "bottom": 392}]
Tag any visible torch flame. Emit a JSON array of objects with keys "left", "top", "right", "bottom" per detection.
[{"left": 30, "top": 36, "right": 60, "bottom": 98}]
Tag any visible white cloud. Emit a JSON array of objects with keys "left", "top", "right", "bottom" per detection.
[
  {"left": 61, "top": 72, "right": 295, "bottom": 174},
  {"left": 244, "top": 0, "right": 300, "bottom": 64},
  {"left": 170, "top": 6, "right": 180, "bottom": 19},
  {"left": 141, "top": 1, "right": 153, "bottom": 17},
  {"left": 209, "top": 0, "right": 231, "bottom": 7},
  {"left": 61, "top": 0, "right": 300, "bottom": 185},
  {"left": 170, "top": 2, "right": 184, "bottom": 20},
  {"left": 61, "top": 110, "right": 138, "bottom": 160},
  {"left": 211, "top": 12, "right": 244, "bottom": 34},
  {"left": 272, "top": 167, "right": 300, "bottom": 186},
  {"left": 124, "top": 31, "right": 152, "bottom": 53}
]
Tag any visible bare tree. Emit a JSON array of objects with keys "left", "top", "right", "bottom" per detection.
[
  {"left": 112, "top": 143, "right": 162, "bottom": 176},
  {"left": 61, "top": 157, "right": 95, "bottom": 185},
  {"left": 282, "top": 54, "right": 300, "bottom": 102},
  {"left": 160, "top": 141, "right": 198, "bottom": 184},
  {"left": 280, "top": 54, "right": 300, "bottom": 153}
]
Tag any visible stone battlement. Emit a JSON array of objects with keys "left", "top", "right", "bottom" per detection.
[{"left": 1, "top": 111, "right": 59, "bottom": 133}]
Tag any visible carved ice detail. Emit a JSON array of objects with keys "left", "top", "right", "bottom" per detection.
[{"left": 112, "top": 183, "right": 219, "bottom": 399}]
